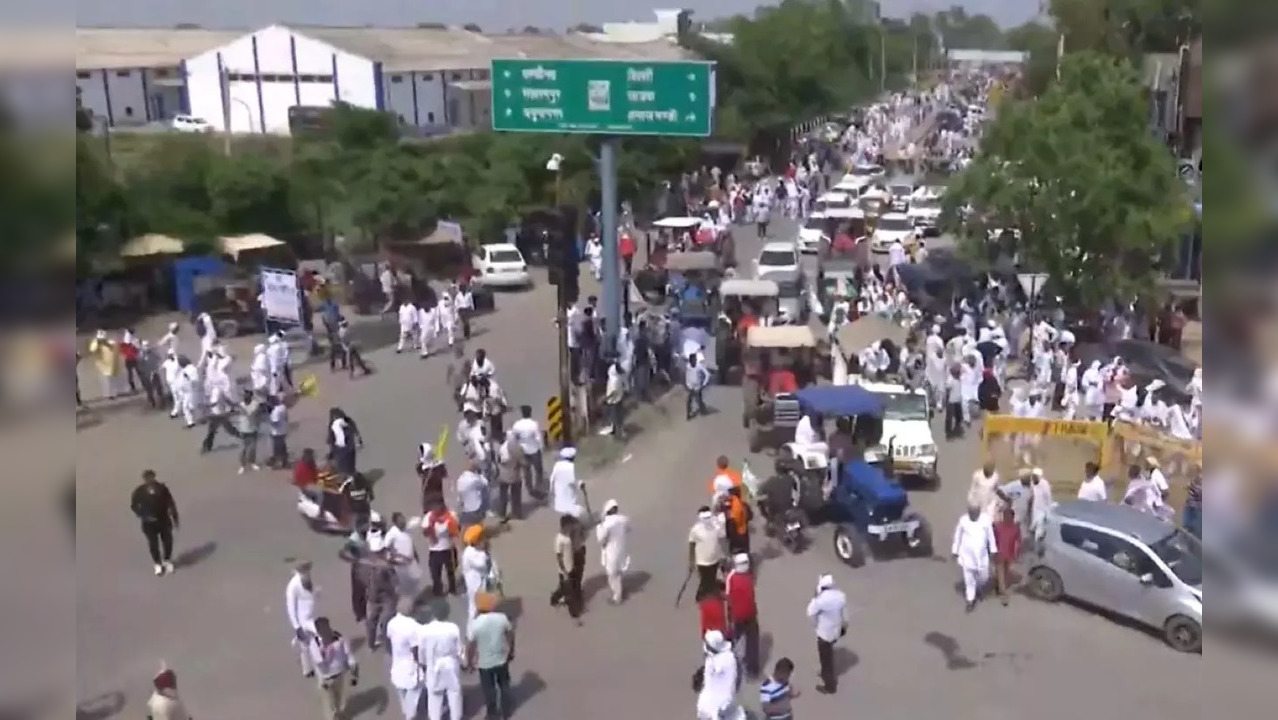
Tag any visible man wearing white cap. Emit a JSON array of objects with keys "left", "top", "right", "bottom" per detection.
[
  {"left": 688, "top": 506, "right": 727, "bottom": 598},
  {"left": 385, "top": 597, "right": 426, "bottom": 720},
  {"left": 696, "top": 630, "right": 744, "bottom": 720},
  {"left": 805, "top": 574, "right": 847, "bottom": 694},
  {"left": 550, "top": 447, "right": 586, "bottom": 519},
  {"left": 951, "top": 503, "right": 996, "bottom": 612},
  {"left": 595, "top": 499, "right": 631, "bottom": 604}
]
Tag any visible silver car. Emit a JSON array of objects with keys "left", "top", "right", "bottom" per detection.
[{"left": 1026, "top": 500, "right": 1203, "bottom": 653}]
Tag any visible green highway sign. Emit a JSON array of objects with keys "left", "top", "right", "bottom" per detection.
[{"left": 490, "top": 59, "right": 715, "bottom": 137}]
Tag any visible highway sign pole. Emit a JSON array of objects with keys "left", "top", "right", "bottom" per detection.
[{"left": 600, "top": 138, "right": 621, "bottom": 355}]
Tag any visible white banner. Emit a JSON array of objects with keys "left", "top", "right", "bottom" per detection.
[{"left": 260, "top": 268, "right": 301, "bottom": 324}]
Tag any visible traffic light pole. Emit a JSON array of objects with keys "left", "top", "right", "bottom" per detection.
[{"left": 599, "top": 138, "right": 622, "bottom": 355}]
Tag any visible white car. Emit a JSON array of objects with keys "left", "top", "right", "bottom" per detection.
[
  {"left": 887, "top": 181, "right": 915, "bottom": 213},
  {"left": 869, "top": 212, "right": 917, "bottom": 253},
  {"left": 813, "top": 191, "right": 853, "bottom": 214},
  {"left": 796, "top": 213, "right": 829, "bottom": 254},
  {"left": 754, "top": 241, "right": 800, "bottom": 277},
  {"left": 170, "top": 115, "right": 213, "bottom": 133},
  {"left": 907, "top": 187, "right": 944, "bottom": 236},
  {"left": 833, "top": 163, "right": 885, "bottom": 194},
  {"left": 471, "top": 243, "right": 532, "bottom": 288},
  {"left": 861, "top": 381, "right": 939, "bottom": 483}
]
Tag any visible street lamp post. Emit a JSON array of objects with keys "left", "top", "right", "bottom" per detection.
[{"left": 545, "top": 153, "right": 574, "bottom": 443}]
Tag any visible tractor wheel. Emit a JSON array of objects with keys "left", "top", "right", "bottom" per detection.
[
  {"left": 833, "top": 524, "right": 868, "bottom": 568},
  {"left": 217, "top": 319, "right": 241, "bottom": 338}
]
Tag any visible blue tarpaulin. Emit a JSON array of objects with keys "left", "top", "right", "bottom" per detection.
[{"left": 794, "top": 385, "right": 885, "bottom": 418}]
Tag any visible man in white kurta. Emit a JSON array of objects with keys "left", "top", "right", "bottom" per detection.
[
  {"left": 418, "top": 303, "right": 438, "bottom": 358},
  {"left": 697, "top": 630, "right": 744, "bottom": 720},
  {"left": 285, "top": 561, "right": 319, "bottom": 676},
  {"left": 420, "top": 600, "right": 464, "bottom": 720},
  {"left": 437, "top": 292, "right": 457, "bottom": 348},
  {"left": 595, "top": 499, "right": 632, "bottom": 604},
  {"left": 396, "top": 300, "right": 418, "bottom": 353},
  {"left": 266, "top": 333, "right": 290, "bottom": 394},
  {"left": 967, "top": 463, "right": 1001, "bottom": 521},
  {"left": 385, "top": 600, "right": 425, "bottom": 720},
  {"left": 249, "top": 343, "right": 270, "bottom": 394},
  {"left": 550, "top": 447, "right": 586, "bottom": 519},
  {"left": 951, "top": 505, "right": 996, "bottom": 611}
]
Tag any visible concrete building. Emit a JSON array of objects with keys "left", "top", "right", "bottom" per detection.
[
  {"left": 58, "top": 24, "right": 693, "bottom": 135},
  {"left": 580, "top": 9, "right": 733, "bottom": 45}
]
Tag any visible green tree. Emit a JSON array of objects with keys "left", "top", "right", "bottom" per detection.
[
  {"left": 944, "top": 52, "right": 1191, "bottom": 309},
  {"left": 933, "top": 5, "right": 1004, "bottom": 50}
]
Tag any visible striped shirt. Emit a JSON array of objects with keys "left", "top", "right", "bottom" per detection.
[{"left": 760, "top": 677, "right": 793, "bottom": 720}]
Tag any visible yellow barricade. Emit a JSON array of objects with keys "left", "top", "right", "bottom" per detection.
[
  {"left": 981, "top": 415, "right": 1112, "bottom": 496},
  {"left": 1108, "top": 421, "right": 1201, "bottom": 509}
]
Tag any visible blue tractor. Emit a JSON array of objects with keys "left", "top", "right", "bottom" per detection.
[{"left": 788, "top": 385, "right": 934, "bottom": 568}]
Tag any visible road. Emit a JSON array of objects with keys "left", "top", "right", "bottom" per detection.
[{"left": 48, "top": 210, "right": 1265, "bottom": 720}]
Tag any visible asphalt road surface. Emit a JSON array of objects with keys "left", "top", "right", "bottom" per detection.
[{"left": 40, "top": 213, "right": 1266, "bottom": 720}]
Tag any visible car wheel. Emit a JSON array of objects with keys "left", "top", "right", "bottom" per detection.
[
  {"left": 1163, "top": 615, "right": 1202, "bottom": 653},
  {"left": 1027, "top": 566, "right": 1064, "bottom": 602},
  {"left": 833, "top": 524, "right": 867, "bottom": 568}
]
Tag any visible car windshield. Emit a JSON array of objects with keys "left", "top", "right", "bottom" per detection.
[
  {"left": 803, "top": 218, "right": 827, "bottom": 231},
  {"left": 877, "top": 217, "right": 912, "bottom": 232},
  {"left": 1148, "top": 530, "right": 1203, "bottom": 586},
  {"left": 488, "top": 249, "right": 523, "bottom": 264},
  {"left": 890, "top": 184, "right": 913, "bottom": 197},
  {"left": 876, "top": 391, "right": 929, "bottom": 421},
  {"left": 911, "top": 196, "right": 940, "bottom": 210},
  {"left": 852, "top": 165, "right": 882, "bottom": 177},
  {"left": 759, "top": 250, "right": 795, "bottom": 267}
]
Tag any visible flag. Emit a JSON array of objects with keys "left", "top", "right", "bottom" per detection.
[
  {"left": 1056, "top": 33, "right": 1065, "bottom": 80},
  {"left": 433, "top": 424, "right": 448, "bottom": 461}
]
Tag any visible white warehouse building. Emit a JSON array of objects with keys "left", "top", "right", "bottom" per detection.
[{"left": 63, "top": 24, "right": 692, "bottom": 135}]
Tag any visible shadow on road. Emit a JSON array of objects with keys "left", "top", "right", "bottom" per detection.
[
  {"left": 509, "top": 670, "right": 547, "bottom": 713},
  {"left": 501, "top": 595, "right": 524, "bottom": 622},
  {"left": 581, "top": 569, "right": 652, "bottom": 606},
  {"left": 834, "top": 646, "right": 860, "bottom": 675},
  {"left": 76, "top": 691, "right": 125, "bottom": 720},
  {"left": 175, "top": 540, "right": 217, "bottom": 569},
  {"left": 923, "top": 631, "right": 979, "bottom": 670},
  {"left": 345, "top": 685, "right": 389, "bottom": 718}
]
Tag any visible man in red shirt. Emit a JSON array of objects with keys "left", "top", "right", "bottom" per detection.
[
  {"left": 767, "top": 366, "right": 798, "bottom": 396},
  {"left": 725, "top": 553, "right": 760, "bottom": 678},
  {"left": 992, "top": 507, "right": 1022, "bottom": 606},
  {"left": 697, "top": 581, "right": 729, "bottom": 640},
  {"left": 619, "top": 232, "right": 636, "bottom": 275}
]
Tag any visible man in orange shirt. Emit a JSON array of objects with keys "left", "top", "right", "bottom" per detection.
[
  {"left": 709, "top": 455, "right": 743, "bottom": 497},
  {"left": 722, "top": 487, "right": 752, "bottom": 556},
  {"left": 767, "top": 366, "right": 798, "bottom": 395}
]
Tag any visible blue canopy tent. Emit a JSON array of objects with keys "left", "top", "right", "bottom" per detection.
[{"left": 794, "top": 385, "right": 885, "bottom": 418}]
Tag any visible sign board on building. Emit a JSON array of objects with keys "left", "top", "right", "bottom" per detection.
[{"left": 490, "top": 59, "right": 715, "bottom": 137}]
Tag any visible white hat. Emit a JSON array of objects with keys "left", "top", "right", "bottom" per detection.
[
  {"left": 419, "top": 443, "right": 433, "bottom": 462},
  {"left": 95, "top": 329, "right": 107, "bottom": 339},
  {"left": 732, "top": 553, "right": 750, "bottom": 572},
  {"left": 369, "top": 511, "right": 382, "bottom": 524},
  {"left": 817, "top": 574, "right": 835, "bottom": 591},
  {"left": 559, "top": 447, "right": 577, "bottom": 460},
  {"left": 603, "top": 499, "right": 619, "bottom": 514},
  {"left": 168, "top": 322, "right": 179, "bottom": 331},
  {"left": 703, "top": 630, "right": 728, "bottom": 653},
  {"left": 1032, "top": 467, "right": 1044, "bottom": 477}
]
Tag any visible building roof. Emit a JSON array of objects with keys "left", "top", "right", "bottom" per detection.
[
  {"left": 75, "top": 27, "right": 242, "bottom": 70},
  {"left": 63, "top": 24, "right": 694, "bottom": 73}
]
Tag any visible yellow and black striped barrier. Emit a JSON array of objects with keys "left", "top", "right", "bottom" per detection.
[{"left": 546, "top": 395, "right": 565, "bottom": 444}]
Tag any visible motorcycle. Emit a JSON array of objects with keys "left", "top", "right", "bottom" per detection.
[{"left": 760, "top": 501, "right": 808, "bottom": 553}]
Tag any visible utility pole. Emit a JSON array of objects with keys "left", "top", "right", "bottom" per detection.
[
  {"left": 599, "top": 138, "right": 621, "bottom": 355},
  {"left": 219, "top": 66, "right": 232, "bottom": 156},
  {"left": 546, "top": 155, "right": 575, "bottom": 446},
  {"left": 880, "top": 29, "right": 887, "bottom": 93}
]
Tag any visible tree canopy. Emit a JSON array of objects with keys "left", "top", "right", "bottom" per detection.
[{"left": 943, "top": 52, "right": 1191, "bottom": 309}]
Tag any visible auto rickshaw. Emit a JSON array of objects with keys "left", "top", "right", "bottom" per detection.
[
  {"left": 651, "top": 216, "right": 705, "bottom": 254},
  {"left": 715, "top": 278, "right": 780, "bottom": 384},
  {"left": 742, "top": 325, "right": 820, "bottom": 453}
]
